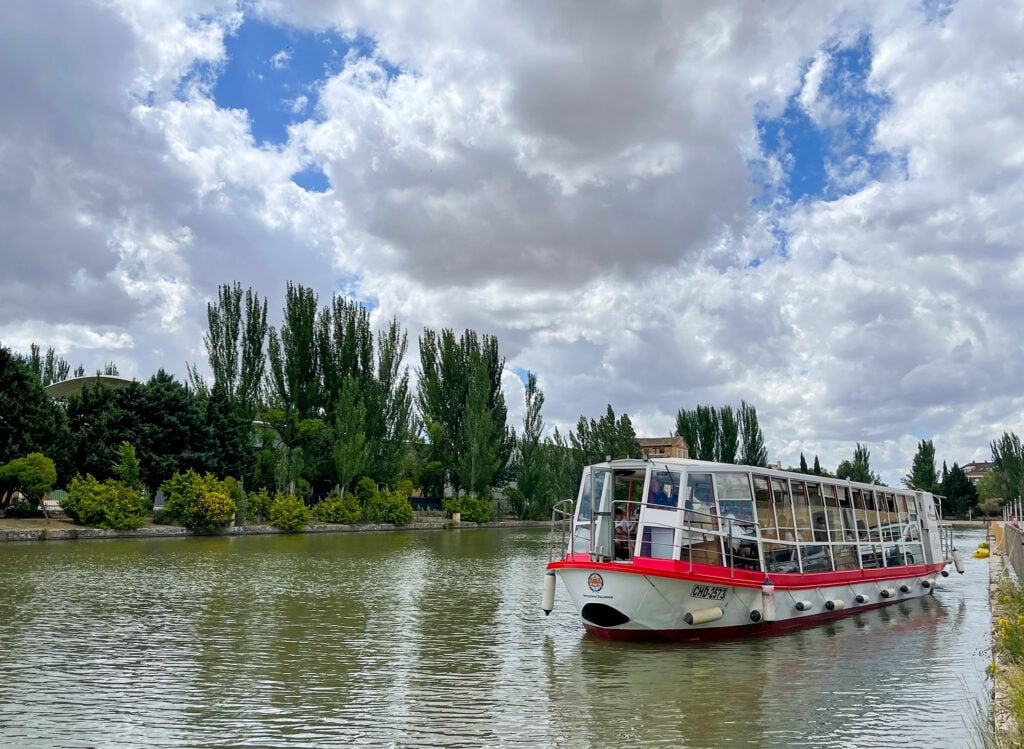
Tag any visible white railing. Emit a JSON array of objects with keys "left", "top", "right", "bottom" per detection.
[{"left": 1005, "top": 523, "right": 1024, "bottom": 580}]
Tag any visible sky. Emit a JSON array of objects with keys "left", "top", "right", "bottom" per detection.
[{"left": 2, "top": 0, "right": 1023, "bottom": 486}]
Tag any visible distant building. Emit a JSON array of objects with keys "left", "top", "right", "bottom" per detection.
[
  {"left": 637, "top": 436, "right": 689, "bottom": 460},
  {"left": 43, "top": 374, "right": 136, "bottom": 400},
  {"left": 962, "top": 461, "right": 994, "bottom": 485}
]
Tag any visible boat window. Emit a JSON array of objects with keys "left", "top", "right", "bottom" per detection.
[
  {"left": 753, "top": 475, "right": 779, "bottom": 541},
  {"left": 576, "top": 469, "right": 612, "bottom": 524},
  {"left": 647, "top": 468, "right": 682, "bottom": 507},
  {"left": 686, "top": 472, "right": 715, "bottom": 509},
  {"left": 824, "top": 484, "right": 858, "bottom": 570},
  {"left": 905, "top": 492, "right": 919, "bottom": 525},
  {"left": 878, "top": 492, "right": 898, "bottom": 533},
  {"left": 835, "top": 486, "right": 857, "bottom": 538},
  {"left": 715, "top": 473, "right": 753, "bottom": 500},
  {"left": 715, "top": 474, "right": 753, "bottom": 526},
  {"left": 772, "top": 478, "right": 795, "bottom": 541},
  {"left": 895, "top": 493, "right": 910, "bottom": 525},
  {"left": 576, "top": 470, "right": 600, "bottom": 521},
  {"left": 807, "top": 483, "right": 827, "bottom": 541},
  {"left": 791, "top": 480, "right": 813, "bottom": 542}
]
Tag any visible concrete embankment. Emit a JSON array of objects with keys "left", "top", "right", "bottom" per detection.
[{"left": 0, "top": 518, "right": 554, "bottom": 543}]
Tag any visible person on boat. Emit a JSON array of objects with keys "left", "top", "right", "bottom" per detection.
[{"left": 648, "top": 474, "right": 675, "bottom": 506}]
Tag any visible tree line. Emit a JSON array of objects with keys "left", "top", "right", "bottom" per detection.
[
  {"left": 1, "top": 280, "right": 1016, "bottom": 524},
  {"left": 0, "top": 282, "right": 645, "bottom": 523}
]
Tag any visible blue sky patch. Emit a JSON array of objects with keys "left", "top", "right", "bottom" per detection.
[
  {"left": 332, "top": 275, "right": 379, "bottom": 312},
  {"left": 291, "top": 165, "right": 330, "bottom": 192},
  {"left": 211, "top": 18, "right": 390, "bottom": 147},
  {"left": 755, "top": 33, "right": 896, "bottom": 205}
]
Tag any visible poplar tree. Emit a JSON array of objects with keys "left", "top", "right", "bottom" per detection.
[
  {"left": 543, "top": 426, "right": 579, "bottom": 502},
  {"left": 417, "top": 328, "right": 511, "bottom": 495},
  {"left": 676, "top": 405, "right": 721, "bottom": 461},
  {"left": 267, "top": 282, "right": 320, "bottom": 422},
  {"left": 333, "top": 376, "right": 368, "bottom": 491},
  {"left": 204, "top": 282, "right": 269, "bottom": 413},
  {"left": 514, "top": 371, "right": 546, "bottom": 507},
  {"left": 25, "top": 344, "right": 71, "bottom": 387},
  {"left": 317, "top": 296, "right": 373, "bottom": 425},
  {"left": 738, "top": 401, "right": 768, "bottom": 467},
  {"left": 719, "top": 406, "right": 738, "bottom": 464},
  {"left": 454, "top": 352, "right": 501, "bottom": 495},
  {"left": 677, "top": 401, "right": 766, "bottom": 465},
  {"left": 364, "top": 319, "right": 415, "bottom": 485},
  {"left": 836, "top": 443, "right": 879, "bottom": 484},
  {"left": 903, "top": 439, "right": 939, "bottom": 493},
  {"left": 569, "top": 405, "right": 640, "bottom": 466},
  {"left": 991, "top": 432, "right": 1024, "bottom": 501}
]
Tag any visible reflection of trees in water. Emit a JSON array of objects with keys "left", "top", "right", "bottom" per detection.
[{"left": 538, "top": 589, "right": 974, "bottom": 748}]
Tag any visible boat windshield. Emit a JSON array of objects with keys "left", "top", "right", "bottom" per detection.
[{"left": 646, "top": 467, "right": 682, "bottom": 507}]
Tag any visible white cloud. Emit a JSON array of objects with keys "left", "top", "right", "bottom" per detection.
[{"left": 2, "top": 0, "right": 1024, "bottom": 487}]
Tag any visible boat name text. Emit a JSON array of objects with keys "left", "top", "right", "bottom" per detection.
[{"left": 690, "top": 585, "right": 727, "bottom": 601}]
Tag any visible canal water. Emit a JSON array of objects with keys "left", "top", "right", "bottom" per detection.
[{"left": 0, "top": 526, "right": 991, "bottom": 748}]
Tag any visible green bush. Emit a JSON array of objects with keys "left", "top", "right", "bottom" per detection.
[
  {"left": 220, "top": 476, "right": 248, "bottom": 523},
  {"left": 355, "top": 477, "right": 377, "bottom": 506},
  {"left": 62, "top": 474, "right": 106, "bottom": 526},
  {"left": 62, "top": 474, "right": 146, "bottom": 530},
  {"left": 505, "top": 487, "right": 528, "bottom": 518},
  {"left": 248, "top": 487, "right": 272, "bottom": 522},
  {"left": 315, "top": 489, "right": 361, "bottom": 524},
  {"left": 268, "top": 493, "right": 309, "bottom": 532},
  {"left": 444, "top": 494, "right": 492, "bottom": 524},
  {"left": 364, "top": 487, "right": 414, "bottom": 526},
  {"left": 102, "top": 482, "right": 148, "bottom": 530},
  {"left": 111, "top": 442, "right": 142, "bottom": 492},
  {"left": 161, "top": 470, "right": 237, "bottom": 531}
]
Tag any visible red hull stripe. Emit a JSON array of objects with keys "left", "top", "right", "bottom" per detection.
[{"left": 547, "top": 554, "right": 945, "bottom": 590}]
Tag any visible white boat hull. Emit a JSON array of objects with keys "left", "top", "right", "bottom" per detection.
[{"left": 553, "top": 562, "right": 942, "bottom": 640}]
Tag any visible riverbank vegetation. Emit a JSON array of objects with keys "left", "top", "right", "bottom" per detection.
[
  {"left": 0, "top": 282, "right": 655, "bottom": 531},
  {"left": 992, "top": 573, "right": 1024, "bottom": 747},
  {"left": 2, "top": 279, "right": 1021, "bottom": 533}
]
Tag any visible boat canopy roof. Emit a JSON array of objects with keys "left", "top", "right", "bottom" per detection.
[{"left": 590, "top": 457, "right": 926, "bottom": 498}]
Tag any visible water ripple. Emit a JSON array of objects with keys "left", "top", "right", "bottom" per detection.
[{"left": 0, "top": 528, "right": 991, "bottom": 748}]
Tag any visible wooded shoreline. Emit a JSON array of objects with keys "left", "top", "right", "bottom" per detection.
[{"left": 0, "top": 516, "right": 554, "bottom": 543}]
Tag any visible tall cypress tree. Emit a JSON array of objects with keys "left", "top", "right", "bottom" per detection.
[{"left": 903, "top": 439, "right": 939, "bottom": 493}]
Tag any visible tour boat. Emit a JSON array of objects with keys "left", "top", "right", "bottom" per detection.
[{"left": 543, "top": 458, "right": 962, "bottom": 640}]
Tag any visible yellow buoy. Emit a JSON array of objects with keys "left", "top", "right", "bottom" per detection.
[{"left": 973, "top": 548, "right": 990, "bottom": 559}]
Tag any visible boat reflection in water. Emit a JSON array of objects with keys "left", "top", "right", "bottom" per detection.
[
  {"left": 542, "top": 588, "right": 959, "bottom": 749},
  {"left": 544, "top": 458, "right": 964, "bottom": 640}
]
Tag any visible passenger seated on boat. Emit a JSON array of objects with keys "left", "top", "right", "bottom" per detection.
[{"left": 647, "top": 474, "right": 674, "bottom": 506}]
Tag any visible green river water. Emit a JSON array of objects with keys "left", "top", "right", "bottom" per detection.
[{"left": 0, "top": 526, "right": 991, "bottom": 748}]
